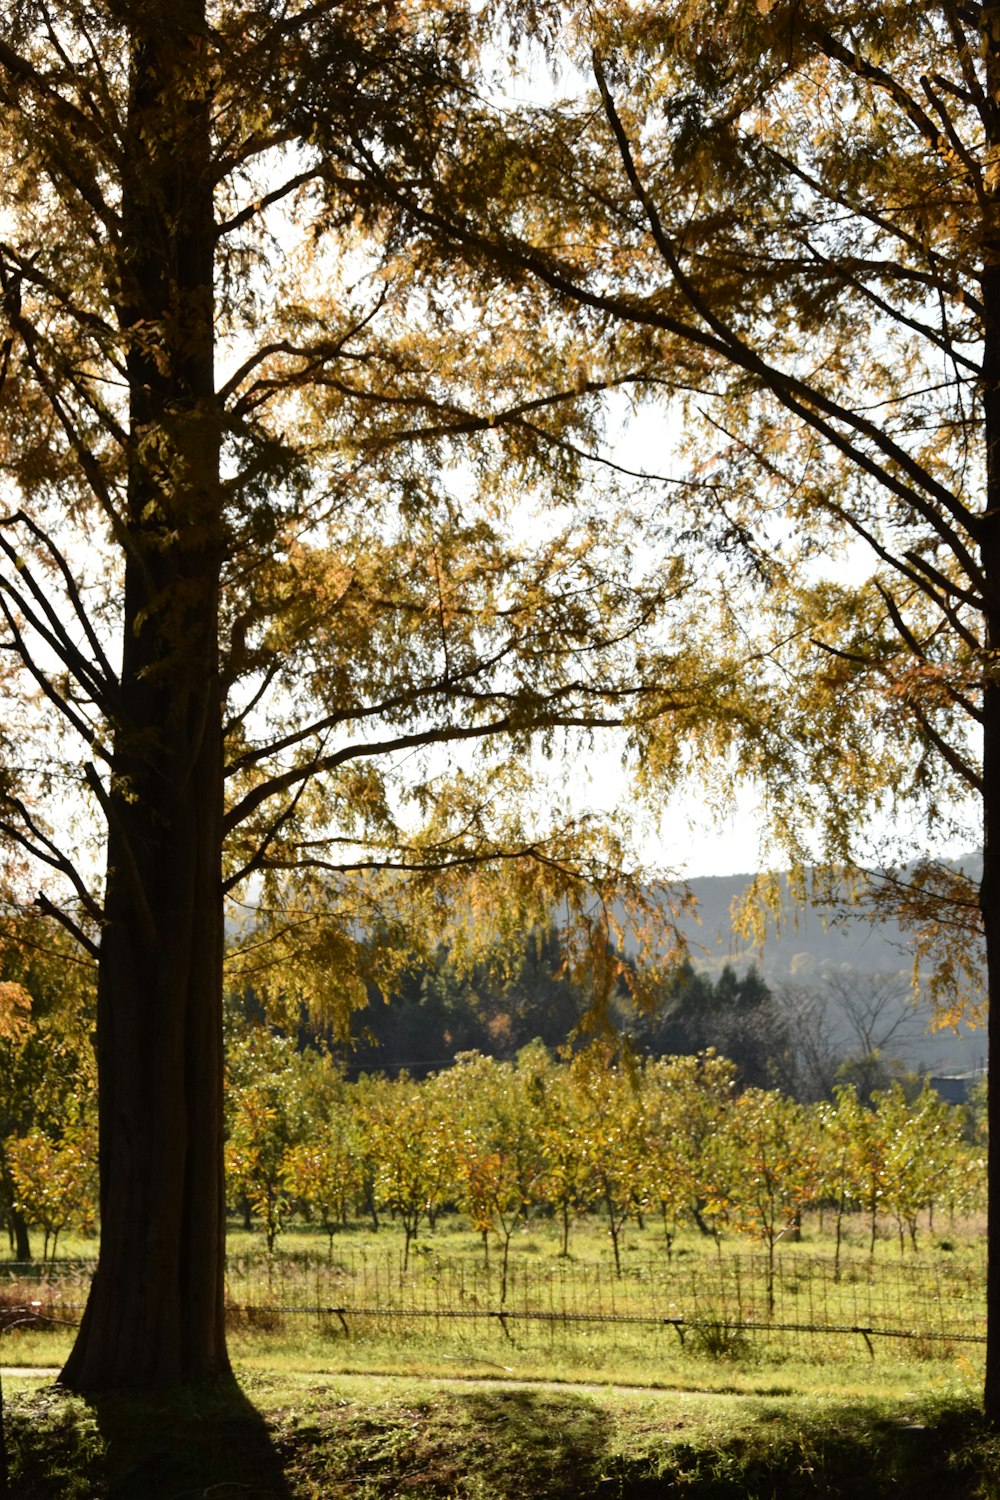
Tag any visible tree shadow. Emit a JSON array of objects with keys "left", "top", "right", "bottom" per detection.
[
  {"left": 602, "top": 1396, "right": 993, "bottom": 1500},
  {"left": 453, "top": 1386, "right": 615, "bottom": 1497},
  {"left": 7, "top": 1372, "right": 293, "bottom": 1499},
  {"left": 91, "top": 1374, "right": 294, "bottom": 1500}
]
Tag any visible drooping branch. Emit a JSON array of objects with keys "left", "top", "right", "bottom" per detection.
[
  {"left": 223, "top": 705, "right": 647, "bottom": 837},
  {"left": 589, "top": 53, "right": 985, "bottom": 575}
]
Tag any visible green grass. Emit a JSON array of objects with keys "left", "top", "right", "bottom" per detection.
[
  {"left": 220, "top": 1310, "right": 984, "bottom": 1401},
  {"left": 5, "top": 1367, "right": 999, "bottom": 1498},
  {"left": 216, "top": 1207, "right": 988, "bottom": 1270},
  {"left": 1, "top": 1210, "right": 992, "bottom": 1496},
  {"left": 0, "top": 1209, "right": 988, "bottom": 1392}
]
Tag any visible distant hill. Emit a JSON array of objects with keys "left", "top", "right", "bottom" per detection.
[
  {"left": 677, "top": 858, "right": 986, "bottom": 1078},
  {"left": 680, "top": 871, "right": 916, "bottom": 980}
]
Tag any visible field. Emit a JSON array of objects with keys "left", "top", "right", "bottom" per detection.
[
  {"left": 3, "top": 1210, "right": 997, "bottom": 1496},
  {"left": 1, "top": 1210, "right": 988, "bottom": 1384}
]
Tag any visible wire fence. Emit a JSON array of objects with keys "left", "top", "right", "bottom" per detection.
[{"left": 1, "top": 1248, "right": 984, "bottom": 1362}]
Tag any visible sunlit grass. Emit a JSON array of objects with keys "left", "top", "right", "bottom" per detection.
[
  {"left": 5, "top": 1365, "right": 996, "bottom": 1499},
  {"left": 0, "top": 1209, "right": 987, "bottom": 1405}
]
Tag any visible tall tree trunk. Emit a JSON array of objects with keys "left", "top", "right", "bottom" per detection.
[
  {"left": 982, "top": 8, "right": 1000, "bottom": 1413},
  {"left": 981, "top": 341, "right": 1000, "bottom": 1422},
  {"left": 60, "top": 0, "right": 227, "bottom": 1390},
  {"left": 982, "top": 631, "right": 1000, "bottom": 1425}
]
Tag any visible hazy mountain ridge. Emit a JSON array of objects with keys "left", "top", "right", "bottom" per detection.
[{"left": 679, "top": 859, "right": 986, "bottom": 1078}]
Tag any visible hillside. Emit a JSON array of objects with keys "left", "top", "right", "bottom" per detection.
[{"left": 679, "top": 860, "right": 986, "bottom": 1078}]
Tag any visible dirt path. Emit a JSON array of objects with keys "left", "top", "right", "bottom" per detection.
[{"left": 0, "top": 1366, "right": 736, "bottom": 1399}]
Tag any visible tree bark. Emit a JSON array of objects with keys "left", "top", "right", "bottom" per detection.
[
  {"left": 981, "top": 321, "right": 1000, "bottom": 1421},
  {"left": 981, "top": 627, "right": 1000, "bottom": 1425},
  {"left": 9, "top": 1209, "right": 30, "bottom": 1264},
  {"left": 981, "top": 6, "right": 1000, "bottom": 1423},
  {"left": 60, "top": 0, "right": 227, "bottom": 1389}
]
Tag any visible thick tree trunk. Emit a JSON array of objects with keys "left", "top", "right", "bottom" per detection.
[
  {"left": 982, "top": 420, "right": 1000, "bottom": 1423},
  {"left": 982, "top": 221, "right": 1000, "bottom": 1425},
  {"left": 982, "top": 669, "right": 1000, "bottom": 1424},
  {"left": 977, "top": 7, "right": 1000, "bottom": 1425},
  {"left": 60, "top": 1, "right": 227, "bottom": 1390}
]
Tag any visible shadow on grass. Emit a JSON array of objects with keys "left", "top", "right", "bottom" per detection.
[
  {"left": 7, "top": 1372, "right": 292, "bottom": 1499},
  {"left": 254, "top": 1381, "right": 616, "bottom": 1497},
  {"left": 453, "top": 1387, "right": 614, "bottom": 1496},
  {"left": 5, "top": 1376, "right": 1000, "bottom": 1499},
  {"left": 274, "top": 1385, "right": 1000, "bottom": 1499},
  {"left": 605, "top": 1397, "right": 1000, "bottom": 1500}
]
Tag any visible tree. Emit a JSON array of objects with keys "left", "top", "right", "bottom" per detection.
[
  {"left": 7, "top": 1122, "right": 98, "bottom": 1264},
  {"left": 567, "top": 1045, "right": 647, "bottom": 1274},
  {"left": 351, "top": 0, "right": 1000, "bottom": 1418},
  {"left": 282, "top": 1059, "right": 359, "bottom": 1256},
  {"left": 338, "top": 924, "right": 592, "bottom": 1077},
  {"left": 708, "top": 1087, "right": 819, "bottom": 1314},
  {"left": 447, "top": 1051, "right": 546, "bottom": 1299},
  {"left": 533, "top": 1049, "right": 595, "bottom": 1258},
  {"left": 641, "top": 1051, "right": 737, "bottom": 1259},
  {"left": 815, "top": 1088, "right": 866, "bottom": 1279},
  {"left": 774, "top": 984, "right": 844, "bottom": 1103},
  {"left": 0, "top": 918, "right": 95, "bottom": 1261},
  {"left": 875, "top": 1080, "right": 965, "bottom": 1253},
  {"left": 362, "top": 1073, "right": 457, "bottom": 1268},
  {"left": 224, "top": 1029, "right": 315, "bottom": 1254},
  {"left": 0, "top": 2, "right": 712, "bottom": 1389},
  {"left": 636, "top": 962, "right": 793, "bottom": 1089}
]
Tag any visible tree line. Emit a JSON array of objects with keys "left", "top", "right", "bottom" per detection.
[
  {"left": 336, "top": 926, "right": 941, "bottom": 1104},
  {"left": 222, "top": 1037, "right": 986, "bottom": 1314},
  {"left": 0, "top": 913, "right": 957, "bottom": 1271},
  {"left": 4, "top": 1024, "right": 981, "bottom": 1320}
]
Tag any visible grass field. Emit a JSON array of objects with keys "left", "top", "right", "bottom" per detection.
[
  {"left": 4, "top": 1367, "right": 997, "bottom": 1498},
  {"left": 2, "top": 1211, "right": 995, "bottom": 1496}
]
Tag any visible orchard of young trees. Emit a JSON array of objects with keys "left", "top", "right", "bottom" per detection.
[
  {"left": 5, "top": 1028, "right": 982, "bottom": 1310},
  {"left": 211, "top": 1042, "right": 988, "bottom": 1309},
  {"left": 9, "top": 1032, "right": 977, "bottom": 1314},
  {"left": 3, "top": 0, "right": 1000, "bottom": 1424}
]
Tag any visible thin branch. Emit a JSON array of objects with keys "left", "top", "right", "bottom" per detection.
[
  {"left": 0, "top": 794, "right": 103, "bottom": 923},
  {"left": 34, "top": 891, "right": 100, "bottom": 959},
  {"left": 698, "top": 407, "right": 984, "bottom": 619},
  {"left": 215, "top": 167, "right": 322, "bottom": 240},
  {"left": 223, "top": 708, "right": 633, "bottom": 835},
  {"left": 222, "top": 754, "right": 323, "bottom": 893}
]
